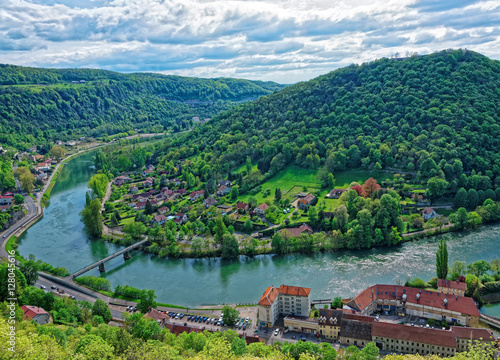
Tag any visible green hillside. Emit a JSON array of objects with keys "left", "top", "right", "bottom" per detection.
[
  {"left": 163, "top": 50, "right": 500, "bottom": 189},
  {"left": 0, "top": 65, "right": 284, "bottom": 148}
]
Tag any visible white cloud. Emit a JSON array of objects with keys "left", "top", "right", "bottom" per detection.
[{"left": 0, "top": 0, "right": 499, "bottom": 82}]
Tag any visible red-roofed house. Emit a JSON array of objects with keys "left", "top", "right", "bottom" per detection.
[
  {"left": 158, "top": 206, "right": 169, "bottom": 215},
  {"left": 216, "top": 185, "right": 231, "bottom": 196},
  {"left": 144, "top": 308, "right": 169, "bottom": 326},
  {"left": 438, "top": 279, "right": 466, "bottom": 297},
  {"left": 189, "top": 190, "right": 205, "bottom": 202},
  {"left": 152, "top": 214, "right": 167, "bottom": 225},
  {"left": 346, "top": 284, "right": 480, "bottom": 327},
  {"left": 175, "top": 213, "right": 187, "bottom": 224},
  {"left": 254, "top": 203, "right": 269, "bottom": 216},
  {"left": 236, "top": 202, "right": 249, "bottom": 212},
  {"left": 21, "top": 305, "right": 49, "bottom": 325},
  {"left": 298, "top": 193, "right": 316, "bottom": 209},
  {"left": 281, "top": 224, "right": 313, "bottom": 238},
  {"left": 258, "top": 284, "right": 311, "bottom": 327},
  {"left": 0, "top": 196, "right": 13, "bottom": 205},
  {"left": 422, "top": 207, "right": 437, "bottom": 220}
]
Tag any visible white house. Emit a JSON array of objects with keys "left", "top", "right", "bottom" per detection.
[
  {"left": 258, "top": 285, "right": 312, "bottom": 327},
  {"left": 421, "top": 207, "right": 438, "bottom": 220}
]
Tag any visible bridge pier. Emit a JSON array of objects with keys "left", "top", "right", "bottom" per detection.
[
  {"left": 123, "top": 251, "right": 131, "bottom": 260},
  {"left": 98, "top": 262, "right": 106, "bottom": 272}
]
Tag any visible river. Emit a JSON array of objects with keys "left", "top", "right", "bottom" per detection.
[{"left": 17, "top": 153, "right": 500, "bottom": 317}]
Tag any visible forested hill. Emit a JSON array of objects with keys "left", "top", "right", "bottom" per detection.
[
  {"left": 165, "top": 49, "right": 500, "bottom": 186},
  {"left": 0, "top": 65, "right": 284, "bottom": 147}
]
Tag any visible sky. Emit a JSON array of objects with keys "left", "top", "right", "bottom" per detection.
[{"left": 1, "top": 0, "right": 500, "bottom": 83}]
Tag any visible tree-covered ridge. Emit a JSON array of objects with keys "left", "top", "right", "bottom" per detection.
[
  {"left": 0, "top": 65, "right": 284, "bottom": 147},
  {"left": 167, "top": 50, "right": 500, "bottom": 183}
]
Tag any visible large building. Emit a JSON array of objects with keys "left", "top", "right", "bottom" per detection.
[
  {"left": 258, "top": 285, "right": 311, "bottom": 327},
  {"left": 318, "top": 309, "right": 343, "bottom": 340},
  {"left": 346, "top": 284, "right": 480, "bottom": 327}
]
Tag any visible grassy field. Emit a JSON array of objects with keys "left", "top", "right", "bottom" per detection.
[
  {"left": 238, "top": 165, "right": 321, "bottom": 203},
  {"left": 238, "top": 166, "right": 393, "bottom": 208}
]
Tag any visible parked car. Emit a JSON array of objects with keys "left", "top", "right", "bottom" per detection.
[
  {"left": 40, "top": 285, "right": 46, "bottom": 289},
  {"left": 50, "top": 285, "right": 56, "bottom": 289},
  {"left": 245, "top": 317, "right": 250, "bottom": 323},
  {"left": 180, "top": 314, "right": 185, "bottom": 319},
  {"left": 274, "top": 329, "right": 279, "bottom": 336},
  {"left": 243, "top": 323, "right": 247, "bottom": 330}
]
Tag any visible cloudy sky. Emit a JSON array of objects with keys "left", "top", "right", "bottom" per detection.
[{"left": 1, "top": 0, "right": 500, "bottom": 83}]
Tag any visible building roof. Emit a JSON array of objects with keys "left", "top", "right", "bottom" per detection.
[
  {"left": 282, "top": 223, "right": 314, "bottom": 238},
  {"left": 21, "top": 305, "right": 48, "bottom": 320},
  {"left": 189, "top": 190, "right": 204, "bottom": 198},
  {"left": 204, "top": 197, "right": 217, "bottom": 206},
  {"left": 153, "top": 215, "right": 167, "bottom": 222},
  {"left": 450, "top": 326, "right": 495, "bottom": 341},
  {"left": 278, "top": 284, "right": 311, "bottom": 297},
  {"left": 349, "top": 285, "right": 480, "bottom": 317},
  {"left": 258, "top": 287, "right": 280, "bottom": 306},
  {"left": 257, "top": 203, "right": 269, "bottom": 211},
  {"left": 372, "top": 322, "right": 457, "bottom": 348},
  {"left": 328, "top": 189, "right": 347, "bottom": 196},
  {"left": 340, "top": 317, "right": 373, "bottom": 340},
  {"left": 237, "top": 202, "right": 249, "bottom": 209},
  {"left": 319, "top": 309, "right": 343, "bottom": 326},
  {"left": 422, "top": 207, "right": 435, "bottom": 214},
  {"left": 144, "top": 308, "right": 169, "bottom": 323},
  {"left": 0, "top": 196, "right": 13, "bottom": 200},
  {"left": 438, "top": 279, "right": 467, "bottom": 291},
  {"left": 284, "top": 315, "right": 318, "bottom": 325},
  {"left": 300, "top": 194, "right": 316, "bottom": 203}
]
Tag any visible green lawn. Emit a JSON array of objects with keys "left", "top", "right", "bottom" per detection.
[
  {"left": 238, "top": 165, "right": 321, "bottom": 203},
  {"left": 238, "top": 166, "right": 394, "bottom": 207}
]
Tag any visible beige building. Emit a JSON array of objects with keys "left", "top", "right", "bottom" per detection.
[
  {"left": 372, "top": 322, "right": 457, "bottom": 357},
  {"left": 258, "top": 285, "right": 311, "bottom": 327},
  {"left": 284, "top": 315, "right": 319, "bottom": 334},
  {"left": 438, "top": 279, "right": 466, "bottom": 297},
  {"left": 318, "top": 309, "right": 343, "bottom": 340},
  {"left": 450, "top": 326, "right": 496, "bottom": 353}
]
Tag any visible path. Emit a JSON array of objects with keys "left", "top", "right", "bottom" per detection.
[{"left": 403, "top": 224, "right": 454, "bottom": 237}]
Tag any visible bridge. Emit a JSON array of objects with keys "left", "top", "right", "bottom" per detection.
[
  {"left": 479, "top": 313, "right": 500, "bottom": 330},
  {"left": 312, "top": 299, "right": 332, "bottom": 305},
  {"left": 68, "top": 238, "right": 149, "bottom": 279}
]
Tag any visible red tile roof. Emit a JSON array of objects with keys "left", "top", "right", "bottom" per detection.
[
  {"left": 438, "top": 279, "right": 466, "bottom": 291},
  {"left": 450, "top": 326, "right": 495, "bottom": 341},
  {"left": 237, "top": 202, "right": 249, "bottom": 209},
  {"left": 144, "top": 308, "right": 169, "bottom": 323},
  {"left": 258, "top": 287, "right": 280, "bottom": 306},
  {"left": 278, "top": 284, "right": 311, "bottom": 297},
  {"left": 282, "top": 224, "right": 313, "bottom": 238},
  {"left": 21, "top": 305, "right": 48, "bottom": 320},
  {"left": 258, "top": 203, "right": 269, "bottom": 211},
  {"left": 372, "top": 322, "right": 457, "bottom": 348},
  {"left": 422, "top": 207, "right": 435, "bottom": 214},
  {"left": 350, "top": 285, "right": 480, "bottom": 317}
]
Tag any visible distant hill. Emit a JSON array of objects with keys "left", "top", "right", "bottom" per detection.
[
  {"left": 0, "top": 65, "right": 284, "bottom": 147},
  {"left": 166, "top": 49, "right": 500, "bottom": 186}
]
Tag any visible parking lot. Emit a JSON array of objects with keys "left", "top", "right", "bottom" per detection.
[{"left": 165, "top": 306, "right": 258, "bottom": 335}]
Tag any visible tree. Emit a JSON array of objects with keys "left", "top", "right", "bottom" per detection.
[
  {"left": 467, "top": 189, "right": 479, "bottom": 210},
  {"left": 116, "top": 155, "right": 132, "bottom": 172},
  {"left": 113, "top": 209, "right": 121, "bottom": 221},
  {"left": 19, "top": 258, "right": 39, "bottom": 285},
  {"left": 75, "top": 334, "right": 115, "bottom": 360},
  {"left": 426, "top": 177, "right": 448, "bottom": 200},
  {"left": 109, "top": 213, "right": 119, "bottom": 227},
  {"left": 221, "top": 305, "right": 239, "bottom": 326},
  {"left": 436, "top": 239, "right": 448, "bottom": 279},
  {"left": 466, "top": 260, "right": 491, "bottom": 277},
  {"left": 243, "top": 219, "right": 253, "bottom": 233},
  {"left": 137, "top": 289, "right": 157, "bottom": 314},
  {"left": 80, "top": 198, "right": 103, "bottom": 237},
  {"left": 49, "top": 145, "right": 66, "bottom": 161},
  {"left": 274, "top": 188, "right": 282, "bottom": 201},
  {"left": 230, "top": 185, "right": 239, "bottom": 199},
  {"left": 92, "top": 298, "right": 112, "bottom": 323},
  {"left": 450, "top": 260, "right": 466, "bottom": 278},
  {"left": 123, "top": 221, "right": 147, "bottom": 240},
  {"left": 331, "top": 297, "right": 342, "bottom": 309},
  {"left": 13, "top": 194, "right": 24, "bottom": 205},
  {"left": 15, "top": 167, "right": 35, "bottom": 193},
  {"left": 246, "top": 155, "right": 252, "bottom": 174},
  {"left": 88, "top": 174, "right": 109, "bottom": 199},
  {"left": 451, "top": 207, "right": 468, "bottom": 229},
  {"left": 221, "top": 234, "right": 239, "bottom": 259},
  {"left": 362, "top": 178, "right": 381, "bottom": 197},
  {"left": 327, "top": 173, "right": 335, "bottom": 189},
  {"left": 454, "top": 187, "right": 468, "bottom": 208},
  {"left": 214, "top": 216, "right": 227, "bottom": 244},
  {"left": 144, "top": 199, "right": 154, "bottom": 215}
]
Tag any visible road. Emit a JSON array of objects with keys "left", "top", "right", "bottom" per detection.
[{"left": 0, "top": 195, "right": 38, "bottom": 261}]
